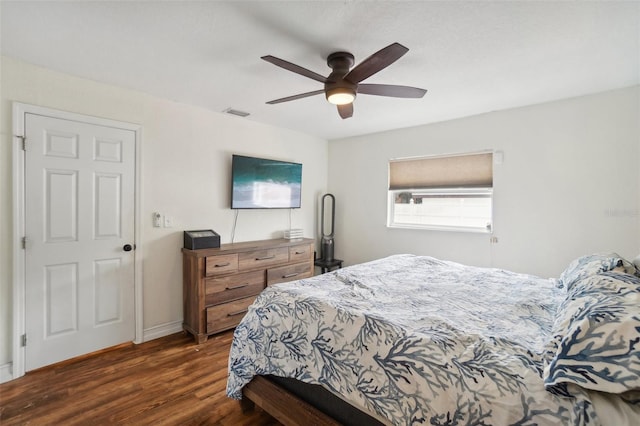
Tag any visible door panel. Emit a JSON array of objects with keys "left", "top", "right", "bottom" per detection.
[
  {"left": 94, "top": 258, "right": 122, "bottom": 325},
  {"left": 45, "top": 262, "right": 78, "bottom": 336},
  {"left": 94, "top": 173, "right": 121, "bottom": 238},
  {"left": 25, "top": 113, "right": 136, "bottom": 371},
  {"left": 45, "top": 169, "right": 78, "bottom": 242}
]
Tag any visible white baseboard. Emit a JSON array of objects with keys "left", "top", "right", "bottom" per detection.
[
  {"left": 142, "top": 320, "right": 183, "bottom": 342},
  {"left": 0, "top": 362, "right": 13, "bottom": 383}
]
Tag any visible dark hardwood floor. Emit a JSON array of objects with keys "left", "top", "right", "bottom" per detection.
[{"left": 0, "top": 330, "right": 280, "bottom": 425}]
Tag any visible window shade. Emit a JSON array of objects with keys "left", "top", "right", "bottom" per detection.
[{"left": 389, "top": 152, "right": 493, "bottom": 190}]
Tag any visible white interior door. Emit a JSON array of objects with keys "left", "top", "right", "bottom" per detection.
[{"left": 24, "top": 112, "right": 136, "bottom": 371}]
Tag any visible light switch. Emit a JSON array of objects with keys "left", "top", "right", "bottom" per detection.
[{"left": 164, "top": 215, "right": 173, "bottom": 228}]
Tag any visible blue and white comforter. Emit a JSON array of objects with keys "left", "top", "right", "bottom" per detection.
[{"left": 226, "top": 254, "right": 635, "bottom": 425}]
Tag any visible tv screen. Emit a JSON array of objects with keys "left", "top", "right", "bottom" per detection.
[{"left": 231, "top": 155, "right": 302, "bottom": 209}]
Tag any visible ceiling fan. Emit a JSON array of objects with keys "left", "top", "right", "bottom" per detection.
[{"left": 261, "top": 42, "right": 427, "bottom": 119}]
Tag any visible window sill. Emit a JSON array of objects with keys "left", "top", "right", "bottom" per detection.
[{"left": 387, "top": 223, "right": 492, "bottom": 234}]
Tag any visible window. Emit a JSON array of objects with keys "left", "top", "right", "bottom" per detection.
[{"left": 388, "top": 151, "right": 493, "bottom": 232}]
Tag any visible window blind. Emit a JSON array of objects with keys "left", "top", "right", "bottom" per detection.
[{"left": 389, "top": 152, "right": 493, "bottom": 190}]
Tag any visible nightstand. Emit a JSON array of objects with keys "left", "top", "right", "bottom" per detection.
[{"left": 314, "top": 258, "right": 343, "bottom": 274}]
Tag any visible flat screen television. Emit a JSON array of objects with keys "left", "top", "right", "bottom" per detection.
[{"left": 231, "top": 154, "right": 302, "bottom": 209}]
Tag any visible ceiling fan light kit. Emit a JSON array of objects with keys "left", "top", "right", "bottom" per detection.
[
  {"left": 326, "top": 87, "right": 356, "bottom": 105},
  {"left": 262, "top": 42, "right": 427, "bottom": 119}
]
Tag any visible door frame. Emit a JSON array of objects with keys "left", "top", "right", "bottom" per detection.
[{"left": 12, "top": 102, "right": 144, "bottom": 380}]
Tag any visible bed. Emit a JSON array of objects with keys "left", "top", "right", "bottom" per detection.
[{"left": 226, "top": 253, "right": 640, "bottom": 425}]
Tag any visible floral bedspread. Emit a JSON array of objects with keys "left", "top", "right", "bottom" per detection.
[{"left": 226, "top": 254, "right": 606, "bottom": 425}]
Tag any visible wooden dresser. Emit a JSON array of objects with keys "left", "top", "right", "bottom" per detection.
[{"left": 182, "top": 238, "right": 315, "bottom": 343}]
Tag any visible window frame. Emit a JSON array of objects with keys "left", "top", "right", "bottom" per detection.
[{"left": 387, "top": 151, "right": 494, "bottom": 233}]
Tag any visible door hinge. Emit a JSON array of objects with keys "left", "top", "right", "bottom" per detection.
[
  {"left": 16, "top": 135, "right": 25, "bottom": 151},
  {"left": 21, "top": 334, "right": 27, "bottom": 347},
  {"left": 22, "top": 237, "right": 27, "bottom": 250}
]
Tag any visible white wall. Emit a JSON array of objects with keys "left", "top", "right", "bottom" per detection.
[
  {"left": 0, "top": 57, "right": 328, "bottom": 373},
  {"left": 328, "top": 86, "right": 640, "bottom": 278}
]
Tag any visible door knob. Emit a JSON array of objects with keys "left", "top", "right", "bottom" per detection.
[{"left": 123, "top": 244, "right": 133, "bottom": 252}]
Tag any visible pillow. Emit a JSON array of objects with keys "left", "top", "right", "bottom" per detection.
[
  {"left": 612, "top": 262, "right": 640, "bottom": 277},
  {"left": 544, "top": 271, "right": 640, "bottom": 396},
  {"left": 559, "top": 253, "right": 633, "bottom": 290}
]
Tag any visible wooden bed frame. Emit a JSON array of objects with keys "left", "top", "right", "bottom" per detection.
[
  {"left": 241, "top": 376, "right": 340, "bottom": 426},
  {"left": 241, "top": 375, "right": 384, "bottom": 426}
]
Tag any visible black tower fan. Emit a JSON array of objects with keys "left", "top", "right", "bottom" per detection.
[{"left": 321, "top": 194, "right": 335, "bottom": 261}]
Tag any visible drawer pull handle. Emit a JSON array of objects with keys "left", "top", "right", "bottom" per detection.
[
  {"left": 283, "top": 273, "right": 299, "bottom": 278},
  {"left": 294, "top": 251, "right": 305, "bottom": 255},
  {"left": 227, "top": 309, "right": 248, "bottom": 317},
  {"left": 226, "top": 283, "right": 249, "bottom": 290},
  {"left": 255, "top": 255, "right": 275, "bottom": 261},
  {"left": 214, "top": 262, "right": 231, "bottom": 268}
]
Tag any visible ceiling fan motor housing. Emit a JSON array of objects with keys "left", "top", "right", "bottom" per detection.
[{"left": 325, "top": 52, "right": 357, "bottom": 102}]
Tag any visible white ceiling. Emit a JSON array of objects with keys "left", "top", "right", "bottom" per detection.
[{"left": 1, "top": 1, "right": 638, "bottom": 140}]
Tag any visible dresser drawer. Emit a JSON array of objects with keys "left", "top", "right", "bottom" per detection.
[
  {"left": 267, "top": 262, "right": 313, "bottom": 286},
  {"left": 289, "top": 244, "right": 313, "bottom": 263},
  {"left": 205, "top": 270, "right": 265, "bottom": 305},
  {"left": 206, "top": 296, "right": 256, "bottom": 334},
  {"left": 205, "top": 254, "right": 238, "bottom": 276},
  {"left": 239, "top": 247, "right": 289, "bottom": 270}
]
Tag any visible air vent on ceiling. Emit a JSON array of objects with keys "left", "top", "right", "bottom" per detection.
[{"left": 223, "top": 108, "right": 250, "bottom": 117}]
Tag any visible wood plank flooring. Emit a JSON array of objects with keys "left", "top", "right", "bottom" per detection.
[{"left": 0, "top": 330, "right": 281, "bottom": 425}]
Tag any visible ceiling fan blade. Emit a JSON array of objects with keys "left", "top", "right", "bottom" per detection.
[
  {"left": 261, "top": 55, "right": 328, "bottom": 83},
  {"left": 337, "top": 103, "right": 353, "bottom": 119},
  {"left": 266, "top": 90, "right": 325, "bottom": 104},
  {"left": 344, "top": 42, "right": 409, "bottom": 84},
  {"left": 358, "top": 84, "right": 427, "bottom": 98}
]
